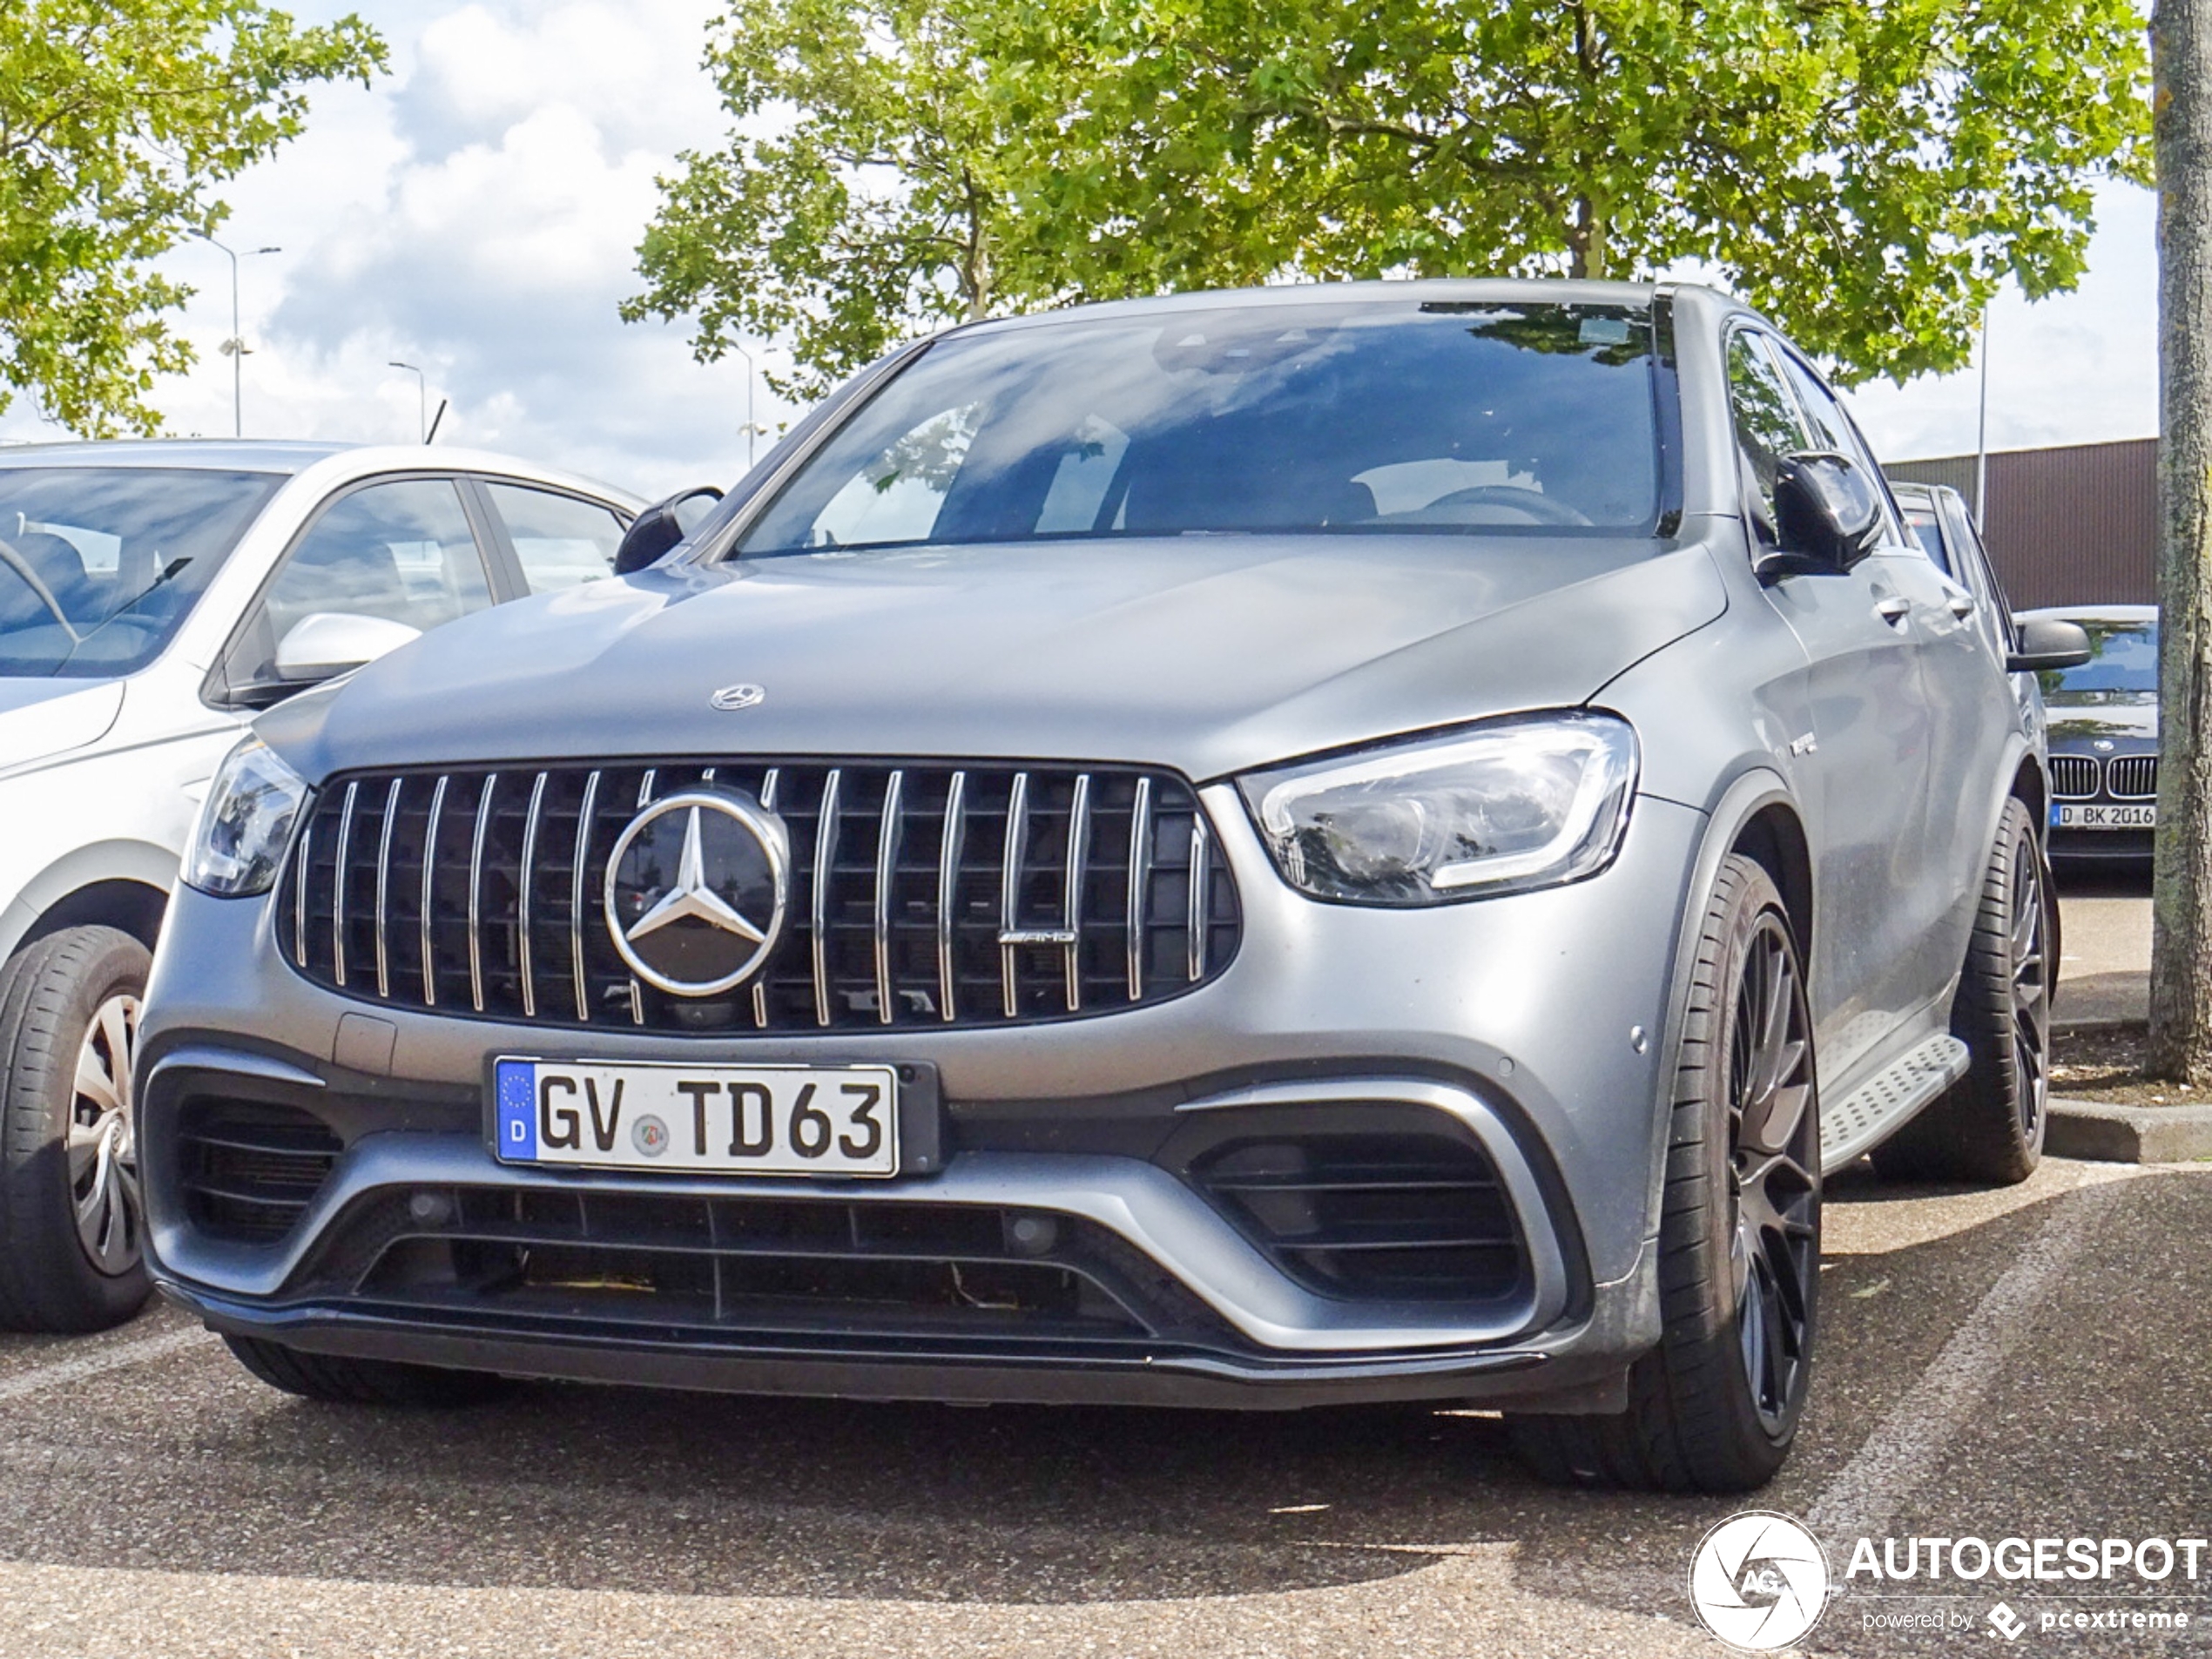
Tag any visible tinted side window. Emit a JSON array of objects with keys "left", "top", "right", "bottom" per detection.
[
  {"left": 484, "top": 482, "right": 628, "bottom": 592},
  {"left": 1775, "top": 351, "right": 1860, "bottom": 460},
  {"left": 1726, "top": 331, "right": 1807, "bottom": 533},
  {"left": 228, "top": 477, "right": 492, "bottom": 689},
  {"left": 1901, "top": 502, "right": 1953, "bottom": 576},
  {"left": 1952, "top": 503, "right": 2020, "bottom": 651}
]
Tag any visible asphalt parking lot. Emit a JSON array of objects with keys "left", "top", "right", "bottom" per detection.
[{"left": 3, "top": 1149, "right": 2208, "bottom": 1657}]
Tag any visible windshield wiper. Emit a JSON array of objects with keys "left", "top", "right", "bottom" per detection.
[{"left": 51, "top": 556, "right": 192, "bottom": 668}]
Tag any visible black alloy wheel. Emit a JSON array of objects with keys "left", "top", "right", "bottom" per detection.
[
  {"left": 1726, "top": 909, "right": 1821, "bottom": 1439},
  {"left": 1508, "top": 854, "right": 1819, "bottom": 1492},
  {"left": 2005, "top": 832, "right": 2052, "bottom": 1147},
  {"left": 1872, "top": 796, "right": 2048, "bottom": 1186}
]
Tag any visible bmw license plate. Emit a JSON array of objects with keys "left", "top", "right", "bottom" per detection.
[
  {"left": 2053, "top": 803, "right": 2155, "bottom": 829},
  {"left": 492, "top": 1058, "right": 899, "bottom": 1177}
]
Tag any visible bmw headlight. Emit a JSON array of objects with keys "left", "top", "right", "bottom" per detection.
[
  {"left": 1241, "top": 713, "right": 1639, "bottom": 905},
  {"left": 184, "top": 738, "right": 311, "bottom": 897}
]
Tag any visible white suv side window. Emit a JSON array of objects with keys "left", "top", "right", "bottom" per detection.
[
  {"left": 224, "top": 477, "right": 493, "bottom": 692},
  {"left": 484, "top": 482, "right": 628, "bottom": 592}
]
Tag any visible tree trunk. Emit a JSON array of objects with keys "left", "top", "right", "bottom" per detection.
[{"left": 2151, "top": 0, "right": 2212, "bottom": 1080}]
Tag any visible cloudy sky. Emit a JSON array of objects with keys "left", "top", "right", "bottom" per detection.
[{"left": 0, "top": 1, "right": 2163, "bottom": 496}]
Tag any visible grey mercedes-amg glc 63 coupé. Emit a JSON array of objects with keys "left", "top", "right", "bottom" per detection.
[{"left": 138, "top": 280, "right": 2088, "bottom": 1492}]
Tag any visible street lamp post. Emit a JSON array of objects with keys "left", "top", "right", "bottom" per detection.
[
  {"left": 388, "top": 361, "right": 428, "bottom": 442},
  {"left": 201, "top": 236, "right": 281, "bottom": 438},
  {"left": 1973, "top": 306, "right": 1992, "bottom": 527},
  {"left": 732, "top": 341, "right": 759, "bottom": 469}
]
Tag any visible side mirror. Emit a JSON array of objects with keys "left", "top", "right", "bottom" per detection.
[
  {"left": 613, "top": 485, "right": 725, "bottom": 577},
  {"left": 2008, "top": 616, "right": 2094, "bottom": 673},
  {"left": 273, "top": 611, "right": 423, "bottom": 683},
  {"left": 1760, "top": 451, "right": 1883, "bottom": 580}
]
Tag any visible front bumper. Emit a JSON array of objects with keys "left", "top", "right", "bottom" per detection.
[{"left": 139, "top": 792, "right": 1708, "bottom": 1412}]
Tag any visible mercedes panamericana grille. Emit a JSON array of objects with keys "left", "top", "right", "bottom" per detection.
[{"left": 139, "top": 282, "right": 2070, "bottom": 1491}]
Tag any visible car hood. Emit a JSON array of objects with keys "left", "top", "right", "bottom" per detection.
[
  {"left": 268, "top": 535, "right": 1730, "bottom": 783},
  {"left": 2047, "top": 698, "right": 2158, "bottom": 745},
  {"left": 0, "top": 677, "right": 125, "bottom": 774}
]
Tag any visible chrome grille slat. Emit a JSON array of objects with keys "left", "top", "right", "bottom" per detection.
[
  {"left": 373, "top": 777, "right": 401, "bottom": 999},
  {"left": 1000, "top": 771, "right": 1031, "bottom": 1019},
  {"left": 813, "top": 768, "right": 842, "bottom": 1028},
  {"left": 292, "top": 826, "right": 312, "bottom": 969},
  {"left": 873, "top": 769, "right": 905, "bottom": 1025},
  {"left": 331, "top": 781, "right": 358, "bottom": 988},
  {"left": 1126, "top": 776, "right": 1152, "bottom": 1001},
  {"left": 570, "top": 770, "right": 600, "bottom": 1022},
  {"left": 752, "top": 768, "right": 779, "bottom": 1030},
  {"left": 937, "top": 771, "right": 968, "bottom": 1023},
  {"left": 420, "top": 776, "right": 447, "bottom": 1005},
  {"left": 516, "top": 771, "right": 549, "bottom": 1020},
  {"left": 467, "top": 772, "right": 498, "bottom": 1015},
  {"left": 1187, "top": 814, "right": 1211, "bottom": 982},
  {"left": 1062, "top": 772, "right": 1091, "bottom": 1013},
  {"left": 284, "top": 759, "right": 1237, "bottom": 1034}
]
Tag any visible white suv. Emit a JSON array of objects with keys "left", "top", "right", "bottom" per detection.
[{"left": 0, "top": 440, "right": 642, "bottom": 1331}]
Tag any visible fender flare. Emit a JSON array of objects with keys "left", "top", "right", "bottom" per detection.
[
  {"left": 1631, "top": 766, "right": 1809, "bottom": 1262},
  {"left": 0, "top": 840, "right": 179, "bottom": 963}
]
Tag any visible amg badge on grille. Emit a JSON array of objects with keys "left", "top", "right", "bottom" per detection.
[{"left": 604, "top": 791, "right": 789, "bottom": 995}]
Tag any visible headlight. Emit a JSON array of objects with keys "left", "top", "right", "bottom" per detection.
[
  {"left": 1240, "top": 712, "right": 1639, "bottom": 905},
  {"left": 183, "top": 738, "right": 311, "bottom": 897}
]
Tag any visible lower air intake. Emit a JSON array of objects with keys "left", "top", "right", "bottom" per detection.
[{"left": 1188, "top": 1130, "right": 1526, "bottom": 1305}]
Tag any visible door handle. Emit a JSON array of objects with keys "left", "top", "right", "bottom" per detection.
[
  {"left": 1947, "top": 595, "right": 1977, "bottom": 620},
  {"left": 1873, "top": 595, "right": 1912, "bottom": 627}
]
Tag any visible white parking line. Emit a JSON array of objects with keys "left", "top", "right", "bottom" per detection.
[
  {"left": 0, "top": 1325, "right": 212, "bottom": 1405},
  {"left": 1807, "top": 1170, "right": 2135, "bottom": 1539}
]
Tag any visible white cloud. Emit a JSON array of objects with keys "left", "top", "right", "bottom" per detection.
[{"left": 0, "top": 0, "right": 790, "bottom": 499}]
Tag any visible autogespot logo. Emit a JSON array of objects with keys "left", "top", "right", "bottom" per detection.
[{"left": 1688, "top": 1511, "right": 1831, "bottom": 1651}]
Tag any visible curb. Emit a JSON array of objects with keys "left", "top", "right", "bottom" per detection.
[
  {"left": 2048, "top": 1096, "right": 2212, "bottom": 1163},
  {"left": 2052, "top": 1015, "right": 2139, "bottom": 1037}
]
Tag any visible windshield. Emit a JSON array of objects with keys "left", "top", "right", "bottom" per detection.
[
  {"left": 2039, "top": 619, "right": 2157, "bottom": 702},
  {"left": 0, "top": 467, "right": 282, "bottom": 678},
  {"left": 737, "top": 300, "right": 1664, "bottom": 556}
]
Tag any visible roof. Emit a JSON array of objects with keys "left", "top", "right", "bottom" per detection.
[
  {"left": 956, "top": 277, "right": 1706, "bottom": 337},
  {"left": 0, "top": 438, "right": 352, "bottom": 473}
]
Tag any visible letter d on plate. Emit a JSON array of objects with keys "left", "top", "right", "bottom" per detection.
[{"left": 496, "top": 1060, "right": 538, "bottom": 1160}]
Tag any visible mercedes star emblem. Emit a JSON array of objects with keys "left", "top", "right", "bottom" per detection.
[
  {"left": 710, "top": 684, "right": 765, "bottom": 711},
  {"left": 604, "top": 789, "right": 789, "bottom": 995}
]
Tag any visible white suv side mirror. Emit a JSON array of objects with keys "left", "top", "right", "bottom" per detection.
[{"left": 274, "top": 611, "right": 423, "bottom": 682}]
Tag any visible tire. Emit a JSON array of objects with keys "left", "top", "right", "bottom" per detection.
[
  {"left": 222, "top": 1334, "right": 511, "bottom": 1406},
  {"left": 1870, "top": 797, "right": 2048, "bottom": 1187},
  {"left": 0, "top": 926, "right": 155, "bottom": 1332},
  {"left": 1507, "top": 855, "right": 1821, "bottom": 1493}
]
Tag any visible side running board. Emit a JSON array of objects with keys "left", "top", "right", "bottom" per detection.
[{"left": 1818, "top": 1033, "right": 1972, "bottom": 1172}]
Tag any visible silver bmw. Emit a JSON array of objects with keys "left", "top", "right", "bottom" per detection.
[{"left": 135, "top": 280, "right": 2087, "bottom": 1492}]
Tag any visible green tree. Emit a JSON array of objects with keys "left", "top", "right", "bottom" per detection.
[
  {"left": 633, "top": 0, "right": 2149, "bottom": 392},
  {"left": 0, "top": 0, "right": 386, "bottom": 436},
  {"left": 624, "top": 0, "right": 1028, "bottom": 399}
]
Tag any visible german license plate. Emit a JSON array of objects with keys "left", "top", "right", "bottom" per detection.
[
  {"left": 492, "top": 1058, "right": 898, "bottom": 1177},
  {"left": 2054, "top": 803, "right": 2155, "bottom": 829}
]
